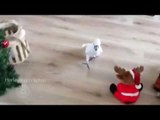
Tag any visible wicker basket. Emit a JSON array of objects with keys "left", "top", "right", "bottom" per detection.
[{"left": 0, "top": 20, "right": 30, "bottom": 65}]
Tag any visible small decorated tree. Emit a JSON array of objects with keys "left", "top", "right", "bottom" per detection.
[{"left": 0, "top": 29, "right": 21, "bottom": 96}]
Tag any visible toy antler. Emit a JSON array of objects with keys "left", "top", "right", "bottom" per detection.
[
  {"left": 114, "top": 65, "right": 127, "bottom": 75},
  {"left": 134, "top": 66, "right": 144, "bottom": 73},
  {"left": 114, "top": 65, "right": 134, "bottom": 84}
]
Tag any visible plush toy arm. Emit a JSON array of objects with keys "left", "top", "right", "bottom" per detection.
[
  {"left": 135, "top": 84, "right": 142, "bottom": 90},
  {"left": 136, "top": 83, "right": 143, "bottom": 91}
]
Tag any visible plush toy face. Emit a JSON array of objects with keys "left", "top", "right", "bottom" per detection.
[
  {"left": 114, "top": 65, "right": 144, "bottom": 85},
  {"left": 4, "top": 23, "right": 18, "bottom": 35}
]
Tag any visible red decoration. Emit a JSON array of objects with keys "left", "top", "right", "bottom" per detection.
[
  {"left": 153, "top": 74, "right": 160, "bottom": 91},
  {"left": 2, "top": 39, "right": 9, "bottom": 48}
]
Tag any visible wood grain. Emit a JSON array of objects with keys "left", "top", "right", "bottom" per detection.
[{"left": 0, "top": 15, "right": 160, "bottom": 105}]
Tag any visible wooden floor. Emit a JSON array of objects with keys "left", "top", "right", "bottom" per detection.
[{"left": 0, "top": 15, "right": 160, "bottom": 105}]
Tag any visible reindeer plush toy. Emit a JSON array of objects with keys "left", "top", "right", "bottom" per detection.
[{"left": 110, "top": 65, "right": 144, "bottom": 104}]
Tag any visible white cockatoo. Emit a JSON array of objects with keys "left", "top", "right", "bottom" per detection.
[{"left": 82, "top": 38, "right": 103, "bottom": 69}]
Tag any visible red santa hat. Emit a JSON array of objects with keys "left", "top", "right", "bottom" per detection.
[{"left": 129, "top": 69, "right": 142, "bottom": 89}]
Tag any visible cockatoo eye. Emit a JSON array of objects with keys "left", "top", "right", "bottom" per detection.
[{"left": 94, "top": 45, "right": 99, "bottom": 51}]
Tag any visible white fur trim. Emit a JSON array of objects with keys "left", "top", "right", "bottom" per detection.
[
  {"left": 121, "top": 92, "right": 139, "bottom": 97},
  {"left": 135, "top": 84, "right": 142, "bottom": 89},
  {"left": 129, "top": 69, "right": 135, "bottom": 79}
]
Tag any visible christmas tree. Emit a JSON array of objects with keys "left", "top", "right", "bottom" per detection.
[{"left": 0, "top": 29, "right": 21, "bottom": 96}]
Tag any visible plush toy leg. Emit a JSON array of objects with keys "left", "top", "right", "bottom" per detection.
[{"left": 110, "top": 83, "right": 117, "bottom": 94}]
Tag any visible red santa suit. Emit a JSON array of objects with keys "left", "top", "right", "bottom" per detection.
[{"left": 114, "top": 69, "right": 142, "bottom": 103}]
